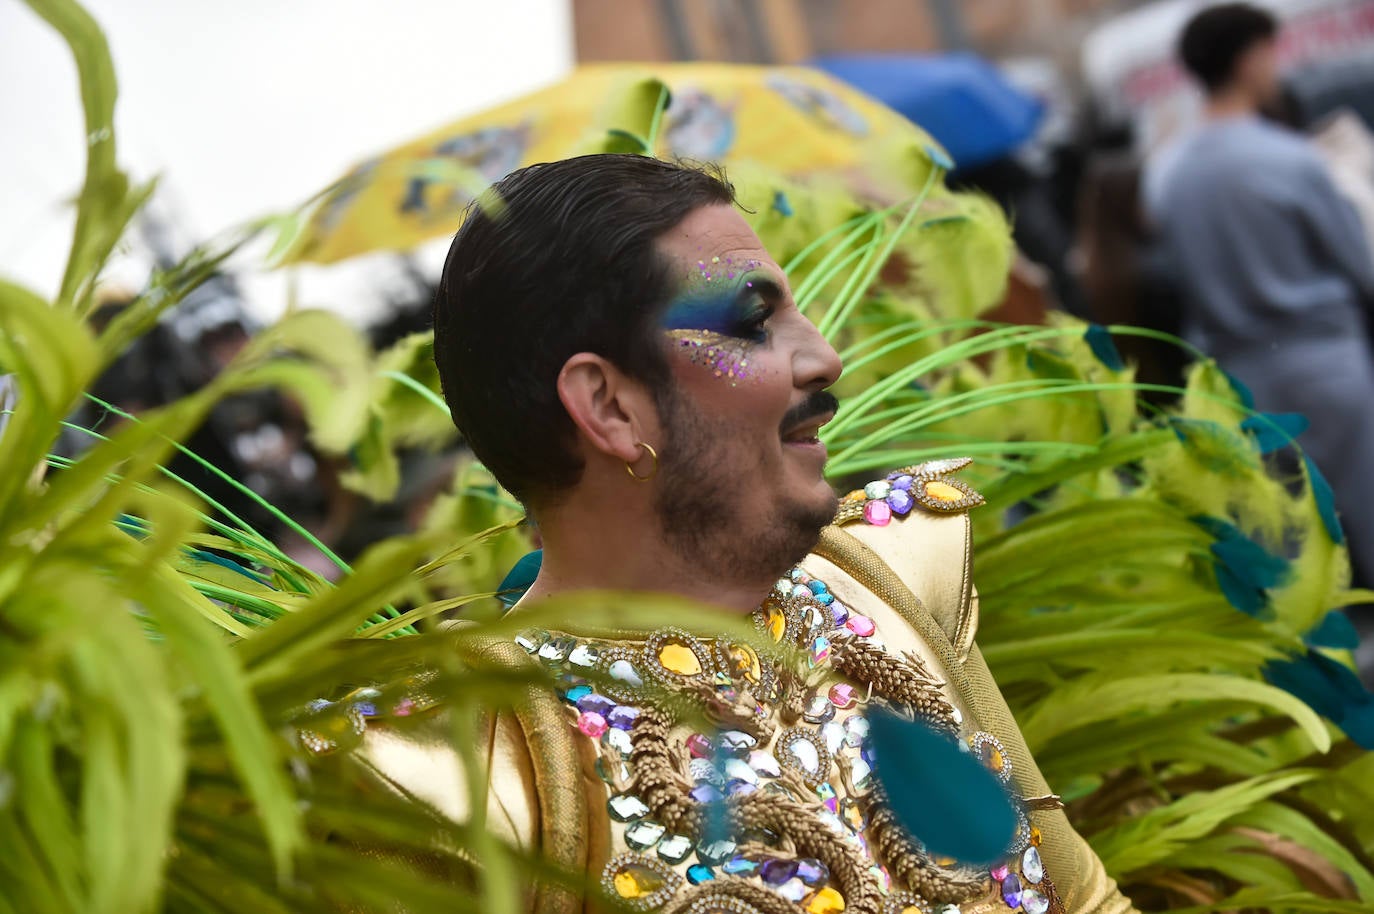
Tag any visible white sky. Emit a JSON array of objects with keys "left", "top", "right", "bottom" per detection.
[{"left": 0, "top": 0, "right": 574, "bottom": 322}]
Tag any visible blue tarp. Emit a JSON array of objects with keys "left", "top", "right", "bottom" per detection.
[{"left": 810, "top": 53, "right": 1045, "bottom": 170}]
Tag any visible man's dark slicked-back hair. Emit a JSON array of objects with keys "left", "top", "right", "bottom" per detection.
[
  {"left": 1179, "top": 2, "right": 1279, "bottom": 92},
  {"left": 433, "top": 154, "right": 735, "bottom": 508}
]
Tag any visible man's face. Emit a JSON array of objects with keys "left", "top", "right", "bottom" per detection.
[{"left": 648, "top": 204, "right": 843, "bottom": 578}]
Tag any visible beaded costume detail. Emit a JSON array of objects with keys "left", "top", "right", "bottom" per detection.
[{"left": 514, "top": 462, "right": 1061, "bottom": 914}]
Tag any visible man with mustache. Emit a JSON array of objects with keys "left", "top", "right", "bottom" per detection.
[{"left": 358, "top": 155, "right": 1134, "bottom": 913}]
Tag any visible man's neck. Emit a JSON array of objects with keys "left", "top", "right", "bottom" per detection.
[
  {"left": 519, "top": 511, "right": 778, "bottom": 616},
  {"left": 1204, "top": 87, "right": 1258, "bottom": 122}
]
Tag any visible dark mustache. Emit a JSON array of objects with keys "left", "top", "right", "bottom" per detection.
[{"left": 779, "top": 390, "right": 840, "bottom": 436}]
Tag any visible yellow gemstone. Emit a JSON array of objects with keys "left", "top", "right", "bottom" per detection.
[
  {"left": 613, "top": 863, "right": 665, "bottom": 899},
  {"left": 765, "top": 602, "right": 787, "bottom": 642},
  {"left": 806, "top": 886, "right": 846, "bottom": 913},
  {"left": 728, "top": 643, "right": 762, "bottom": 683},
  {"left": 925, "top": 480, "right": 965, "bottom": 503},
  {"left": 901, "top": 908, "right": 923, "bottom": 914},
  {"left": 658, "top": 641, "right": 703, "bottom": 676},
  {"left": 983, "top": 744, "right": 1005, "bottom": 771},
  {"left": 1030, "top": 825, "right": 1042, "bottom": 846}
]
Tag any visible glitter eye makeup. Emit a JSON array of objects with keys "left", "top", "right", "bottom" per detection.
[{"left": 660, "top": 257, "right": 779, "bottom": 386}]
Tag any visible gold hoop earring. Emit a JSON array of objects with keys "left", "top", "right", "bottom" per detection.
[{"left": 625, "top": 441, "right": 659, "bottom": 481}]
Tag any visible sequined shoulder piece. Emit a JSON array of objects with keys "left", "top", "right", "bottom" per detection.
[{"left": 834, "top": 457, "right": 985, "bottom": 526}]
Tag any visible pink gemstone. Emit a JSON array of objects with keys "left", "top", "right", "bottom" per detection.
[
  {"left": 828, "top": 683, "right": 857, "bottom": 709},
  {"left": 687, "top": 733, "right": 713, "bottom": 758},
  {"left": 846, "top": 614, "right": 876, "bottom": 637},
  {"left": 824, "top": 796, "right": 838, "bottom": 813},
  {"left": 393, "top": 698, "right": 415, "bottom": 717},
  {"left": 991, "top": 864, "right": 1010, "bottom": 881},
  {"left": 863, "top": 500, "right": 892, "bottom": 526},
  {"left": 577, "top": 711, "right": 608, "bottom": 738}
]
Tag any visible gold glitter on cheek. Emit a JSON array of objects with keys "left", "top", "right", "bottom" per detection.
[{"left": 665, "top": 329, "right": 757, "bottom": 387}]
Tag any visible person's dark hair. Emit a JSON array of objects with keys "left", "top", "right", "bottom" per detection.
[
  {"left": 1179, "top": 3, "right": 1279, "bottom": 92},
  {"left": 433, "top": 154, "right": 736, "bottom": 509}
]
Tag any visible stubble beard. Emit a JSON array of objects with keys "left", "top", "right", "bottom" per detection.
[{"left": 651, "top": 390, "right": 837, "bottom": 586}]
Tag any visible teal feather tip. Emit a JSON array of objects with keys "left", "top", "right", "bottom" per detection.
[
  {"left": 1264, "top": 648, "right": 1374, "bottom": 749},
  {"left": 1304, "top": 610, "right": 1359, "bottom": 650},
  {"left": 1192, "top": 515, "right": 1289, "bottom": 619},
  {"left": 771, "top": 190, "right": 794, "bottom": 217},
  {"left": 1302, "top": 454, "right": 1345, "bottom": 545},
  {"left": 1239, "top": 412, "right": 1308, "bottom": 454},
  {"left": 497, "top": 549, "right": 542, "bottom": 609},
  {"left": 1083, "top": 324, "right": 1125, "bottom": 371},
  {"left": 867, "top": 707, "right": 1017, "bottom": 864},
  {"left": 923, "top": 143, "right": 955, "bottom": 171}
]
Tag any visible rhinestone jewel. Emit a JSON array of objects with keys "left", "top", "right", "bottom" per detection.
[
  {"left": 809, "top": 636, "right": 832, "bottom": 667},
  {"left": 724, "top": 758, "right": 758, "bottom": 785},
  {"left": 608, "top": 793, "right": 651, "bottom": 822},
  {"left": 803, "top": 695, "right": 836, "bottom": 724},
  {"left": 514, "top": 628, "right": 549, "bottom": 653},
  {"left": 690, "top": 758, "right": 723, "bottom": 784},
  {"left": 749, "top": 750, "right": 781, "bottom": 778},
  {"left": 727, "top": 643, "right": 762, "bottom": 682},
  {"left": 891, "top": 474, "right": 913, "bottom": 490},
  {"left": 657, "top": 641, "right": 703, "bottom": 676},
  {"left": 625, "top": 819, "right": 666, "bottom": 851},
  {"left": 596, "top": 756, "right": 630, "bottom": 784},
  {"left": 696, "top": 837, "right": 736, "bottom": 866},
  {"left": 840, "top": 796, "right": 866, "bottom": 831},
  {"left": 792, "top": 584, "right": 814, "bottom": 601},
  {"left": 788, "top": 737, "right": 822, "bottom": 774},
  {"left": 820, "top": 721, "right": 846, "bottom": 753},
  {"left": 846, "top": 614, "right": 876, "bottom": 637},
  {"left": 863, "top": 500, "right": 892, "bottom": 526},
  {"left": 722, "top": 855, "right": 758, "bottom": 875},
  {"left": 538, "top": 636, "right": 574, "bottom": 662},
  {"left": 806, "top": 886, "right": 846, "bottom": 914},
  {"left": 864, "top": 480, "right": 893, "bottom": 499},
  {"left": 830, "top": 601, "right": 850, "bottom": 626},
  {"left": 611, "top": 861, "right": 666, "bottom": 900},
  {"left": 919, "top": 457, "right": 971, "bottom": 475},
  {"left": 690, "top": 783, "right": 723, "bottom": 804},
  {"left": 828, "top": 683, "right": 857, "bottom": 709},
  {"left": 658, "top": 833, "right": 693, "bottom": 863},
  {"left": 925, "top": 480, "right": 966, "bottom": 503},
  {"left": 576, "top": 693, "right": 616, "bottom": 715},
  {"left": 1001, "top": 873, "right": 1023, "bottom": 907},
  {"left": 686, "top": 734, "right": 713, "bottom": 758},
  {"left": 765, "top": 604, "right": 787, "bottom": 642},
  {"left": 686, "top": 864, "right": 714, "bottom": 884},
  {"left": 609, "top": 659, "right": 645, "bottom": 688},
  {"left": 797, "top": 857, "right": 830, "bottom": 886},
  {"left": 760, "top": 858, "right": 799, "bottom": 885},
  {"left": 888, "top": 488, "right": 915, "bottom": 515},
  {"left": 565, "top": 684, "right": 592, "bottom": 703},
  {"left": 778, "top": 877, "right": 809, "bottom": 902},
  {"left": 719, "top": 730, "right": 757, "bottom": 754},
  {"left": 607, "top": 705, "right": 640, "bottom": 730},
  {"left": 850, "top": 757, "right": 874, "bottom": 791},
  {"left": 1021, "top": 888, "right": 1050, "bottom": 914},
  {"left": 569, "top": 643, "right": 601, "bottom": 668},
  {"left": 577, "top": 711, "right": 608, "bottom": 738},
  {"left": 1022, "top": 846, "right": 1045, "bottom": 884},
  {"left": 603, "top": 727, "right": 633, "bottom": 757},
  {"left": 990, "top": 864, "right": 1010, "bottom": 881}
]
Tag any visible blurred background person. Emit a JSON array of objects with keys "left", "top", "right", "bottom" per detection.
[{"left": 1144, "top": 5, "right": 1374, "bottom": 612}]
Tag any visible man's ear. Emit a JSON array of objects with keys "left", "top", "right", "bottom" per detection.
[{"left": 557, "top": 353, "right": 657, "bottom": 463}]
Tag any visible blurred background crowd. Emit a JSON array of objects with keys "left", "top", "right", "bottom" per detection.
[{"left": 4, "top": 0, "right": 1373, "bottom": 657}]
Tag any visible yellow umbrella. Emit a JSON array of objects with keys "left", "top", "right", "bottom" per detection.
[{"left": 283, "top": 62, "right": 947, "bottom": 265}]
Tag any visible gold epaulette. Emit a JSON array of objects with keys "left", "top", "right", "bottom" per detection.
[{"left": 833, "top": 457, "right": 985, "bottom": 526}]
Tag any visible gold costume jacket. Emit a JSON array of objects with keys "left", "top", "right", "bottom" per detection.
[{"left": 354, "top": 462, "right": 1140, "bottom": 914}]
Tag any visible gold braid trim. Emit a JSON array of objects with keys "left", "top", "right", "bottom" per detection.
[
  {"left": 827, "top": 633, "right": 990, "bottom": 903},
  {"left": 661, "top": 877, "right": 807, "bottom": 914},
  {"left": 866, "top": 790, "right": 988, "bottom": 903},
  {"left": 827, "top": 633, "right": 959, "bottom": 739},
  {"left": 629, "top": 705, "right": 886, "bottom": 914}
]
